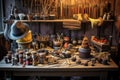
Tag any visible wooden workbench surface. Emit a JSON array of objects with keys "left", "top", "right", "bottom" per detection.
[{"left": 0, "top": 58, "right": 118, "bottom": 71}]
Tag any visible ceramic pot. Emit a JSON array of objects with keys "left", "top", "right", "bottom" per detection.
[
  {"left": 53, "top": 41, "right": 62, "bottom": 47},
  {"left": 78, "top": 40, "right": 82, "bottom": 45},
  {"left": 33, "top": 14, "right": 40, "bottom": 20},
  {"left": 64, "top": 37, "right": 69, "bottom": 42},
  {"left": 40, "top": 15, "right": 49, "bottom": 20},
  {"left": 79, "top": 47, "right": 91, "bottom": 58},
  {"left": 18, "top": 13, "right": 26, "bottom": 20},
  {"left": 27, "top": 14, "right": 33, "bottom": 20},
  {"left": 72, "top": 40, "right": 77, "bottom": 45},
  {"left": 49, "top": 14, "right": 56, "bottom": 20}
]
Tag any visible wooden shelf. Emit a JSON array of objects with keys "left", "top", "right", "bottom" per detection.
[
  {"left": 15, "top": 19, "right": 114, "bottom": 23},
  {"left": 19, "top": 19, "right": 80, "bottom": 23}
]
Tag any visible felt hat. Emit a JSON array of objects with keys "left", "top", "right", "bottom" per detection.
[{"left": 8, "top": 20, "right": 29, "bottom": 40}]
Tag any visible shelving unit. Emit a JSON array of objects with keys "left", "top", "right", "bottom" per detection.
[
  {"left": 4, "top": 0, "right": 115, "bottom": 52},
  {"left": 1, "top": 0, "right": 119, "bottom": 80}
]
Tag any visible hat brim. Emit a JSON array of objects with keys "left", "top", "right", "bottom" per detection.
[
  {"left": 16, "top": 39, "right": 32, "bottom": 44},
  {"left": 8, "top": 23, "right": 29, "bottom": 40}
]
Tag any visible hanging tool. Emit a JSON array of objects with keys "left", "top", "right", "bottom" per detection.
[
  {"left": 31, "top": 0, "right": 34, "bottom": 13},
  {"left": 21, "top": 0, "right": 24, "bottom": 7}
]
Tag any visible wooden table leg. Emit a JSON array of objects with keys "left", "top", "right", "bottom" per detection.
[
  {"left": 4, "top": 71, "right": 13, "bottom": 80},
  {"left": 100, "top": 71, "right": 108, "bottom": 80}
]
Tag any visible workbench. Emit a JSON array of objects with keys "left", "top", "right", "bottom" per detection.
[{"left": 0, "top": 57, "right": 118, "bottom": 80}]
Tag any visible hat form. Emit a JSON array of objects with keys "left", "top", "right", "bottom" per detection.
[{"left": 8, "top": 20, "right": 29, "bottom": 40}]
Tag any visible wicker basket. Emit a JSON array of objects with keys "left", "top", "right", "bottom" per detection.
[{"left": 17, "top": 42, "right": 31, "bottom": 49}]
